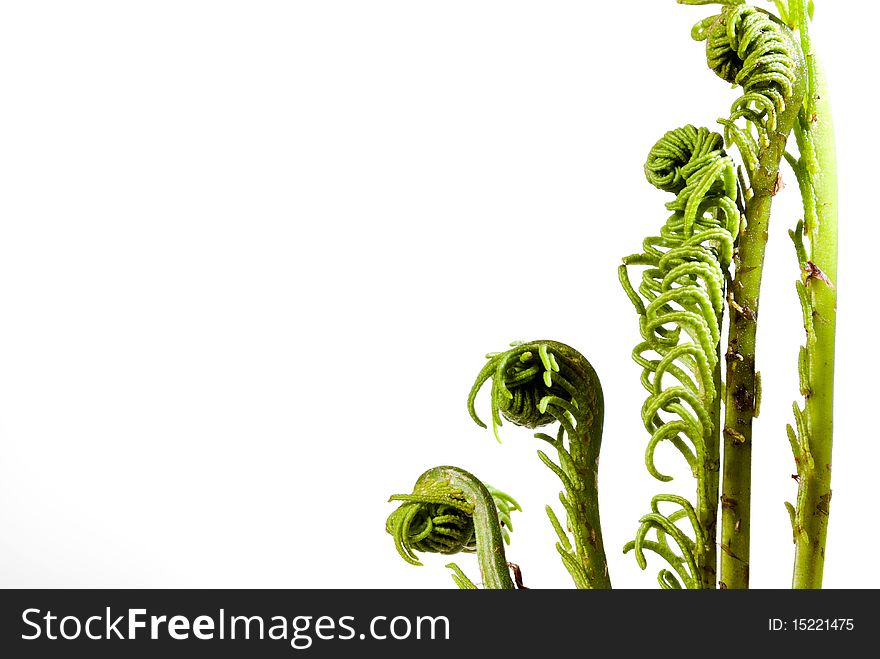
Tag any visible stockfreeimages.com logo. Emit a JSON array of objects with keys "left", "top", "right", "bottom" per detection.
[{"left": 22, "top": 608, "right": 450, "bottom": 650}]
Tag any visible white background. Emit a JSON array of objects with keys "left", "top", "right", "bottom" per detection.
[{"left": 1, "top": 1, "right": 875, "bottom": 589}]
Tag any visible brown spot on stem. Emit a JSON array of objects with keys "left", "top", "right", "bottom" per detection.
[
  {"left": 773, "top": 173, "right": 785, "bottom": 196},
  {"left": 727, "top": 291, "right": 746, "bottom": 316},
  {"left": 732, "top": 384, "right": 754, "bottom": 412},
  {"left": 724, "top": 427, "right": 747, "bottom": 445},
  {"left": 726, "top": 345, "right": 744, "bottom": 363},
  {"left": 803, "top": 261, "right": 834, "bottom": 288},
  {"left": 817, "top": 491, "right": 832, "bottom": 516},
  {"left": 720, "top": 544, "right": 741, "bottom": 559}
]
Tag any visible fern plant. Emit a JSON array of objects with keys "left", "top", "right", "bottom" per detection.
[
  {"left": 619, "top": 124, "right": 739, "bottom": 589},
  {"left": 386, "top": 466, "right": 521, "bottom": 589},
  {"left": 467, "top": 341, "right": 610, "bottom": 589},
  {"left": 384, "top": 0, "right": 836, "bottom": 590}
]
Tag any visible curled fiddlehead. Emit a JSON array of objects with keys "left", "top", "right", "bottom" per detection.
[
  {"left": 467, "top": 340, "right": 610, "bottom": 589},
  {"left": 690, "top": 2, "right": 803, "bottom": 175},
  {"left": 386, "top": 465, "right": 520, "bottom": 589},
  {"left": 619, "top": 125, "right": 740, "bottom": 589}
]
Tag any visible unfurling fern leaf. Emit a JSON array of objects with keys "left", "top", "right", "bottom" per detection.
[
  {"left": 620, "top": 125, "right": 740, "bottom": 589},
  {"left": 691, "top": 3, "right": 803, "bottom": 175},
  {"left": 468, "top": 340, "right": 610, "bottom": 589},
  {"left": 386, "top": 465, "right": 520, "bottom": 589}
]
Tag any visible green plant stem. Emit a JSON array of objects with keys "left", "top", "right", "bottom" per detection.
[
  {"left": 792, "top": 58, "right": 836, "bottom": 589},
  {"left": 551, "top": 342, "right": 611, "bottom": 589},
  {"left": 720, "top": 193, "right": 767, "bottom": 589},
  {"left": 697, "top": 336, "right": 722, "bottom": 589},
  {"left": 721, "top": 96, "right": 804, "bottom": 589},
  {"left": 439, "top": 467, "right": 516, "bottom": 589}
]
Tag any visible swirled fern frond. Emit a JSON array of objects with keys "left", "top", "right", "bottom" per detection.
[
  {"left": 468, "top": 340, "right": 610, "bottom": 589},
  {"left": 386, "top": 465, "right": 518, "bottom": 589},
  {"left": 620, "top": 125, "right": 740, "bottom": 589},
  {"left": 690, "top": 3, "right": 802, "bottom": 175}
]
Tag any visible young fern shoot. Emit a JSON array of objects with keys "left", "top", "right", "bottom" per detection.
[
  {"left": 468, "top": 341, "right": 610, "bottom": 589},
  {"left": 386, "top": 466, "right": 521, "bottom": 589},
  {"left": 683, "top": 0, "right": 806, "bottom": 588},
  {"left": 620, "top": 125, "right": 740, "bottom": 589}
]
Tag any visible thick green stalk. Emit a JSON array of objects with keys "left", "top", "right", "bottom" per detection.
[
  {"left": 720, "top": 193, "right": 767, "bottom": 589},
  {"left": 440, "top": 467, "right": 516, "bottom": 589},
  {"left": 791, "top": 57, "right": 837, "bottom": 589},
  {"left": 721, "top": 84, "right": 806, "bottom": 589}
]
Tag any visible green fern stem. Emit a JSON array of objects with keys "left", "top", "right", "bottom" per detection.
[
  {"left": 706, "top": 332, "right": 724, "bottom": 586},
  {"left": 722, "top": 143, "right": 811, "bottom": 588},
  {"left": 785, "top": 13, "right": 836, "bottom": 589},
  {"left": 720, "top": 194, "right": 771, "bottom": 590},
  {"left": 468, "top": 340, "right": 610, "bottom": 589},
  {"left": 386, "top": 466, "right": 518, "bottom": 589}
]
